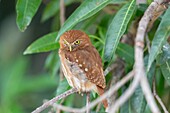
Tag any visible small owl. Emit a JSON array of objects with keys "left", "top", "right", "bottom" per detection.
[{"left": 59, "top": 30, "right": 108, "bottom": 108}]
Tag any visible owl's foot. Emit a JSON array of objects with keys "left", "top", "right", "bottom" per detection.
[
  {"left": 78, "top": 89, "right": 81, "bottom": 94},
  {"left": 77, "top": 89, "right": 84, "bottom": 96}
]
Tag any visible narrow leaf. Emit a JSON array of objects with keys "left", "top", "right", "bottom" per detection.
[
  {"left": 45, "top": 52, "right": 61, "bottom": 77},
  {"left": 56, "top": 0, "right": 111, "bottom": 41},
  {"left": 160, "top": 60, "right": 170, "bottom": 86},
  {"left": 104, "top": 0, "right": 136, "bottom": 62},
  {"left": 116, "top": 43, "right": 134, "bottom": 65},
  {"left": 130, "top": 86, "right": 146, "bottom": 113},
  {"left": 24, "top": 32, "right": 59, "bottom": 54},
  {"left": 120, "top": 87, "right": 130, "bottom": 113},
  {"left": 16, "top": 0, "right": 41, "bottom": 32},
  {"left": 56, "top": 78, "right": 70, "bottom": 103},
  {"left": 56, "top": 79, "right": 70, "bottom": 96},
  {"left": 147, "top": 7, "right": 170, "bottom": 71}
]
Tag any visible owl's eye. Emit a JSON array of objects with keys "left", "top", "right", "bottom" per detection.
[{"left": 74, "top": 40, "right": 80, "bottom": 45}]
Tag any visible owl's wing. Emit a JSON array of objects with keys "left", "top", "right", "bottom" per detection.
[{"left": 64, "top": 46, "right": 106, "bottom": 88}]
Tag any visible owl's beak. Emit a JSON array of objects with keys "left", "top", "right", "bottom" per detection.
[{"left": 69, "top": 45, "right": 72, "bottom": 51}]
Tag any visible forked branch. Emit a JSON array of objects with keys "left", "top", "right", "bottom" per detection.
[{"left": 32, "top": 71, "right": 134, "bottom": 113}]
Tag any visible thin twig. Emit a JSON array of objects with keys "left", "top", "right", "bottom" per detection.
[
  {"left": 108, "top": 59, "right": 124, "bottom": 109},
  {"left": 58, "top": 1, "right": 65, "bottom": 112},
  {"left": 140, "top": 74, "right": 160, "bottom": 113},
  {"left": 53, "top": 71, "right": 134, "bottom": 113},
  {"left": 96, "top": 102, "right": 102, "bottom": 112},
  {"left": 60, "top": 0, "right": 65, "bottom": 26},
  {"left": 104, "top": 63, "right": 117, "bottom": 76},
  {"left": 86, "top": 92, "right": 90, "bottom": 113},
  {"left": 109, "top": 71, "right": 140, "bottom": 113},
  {"left": 153, "top": 77, "right": 169, "bottom": 113},
  {"left": 146, "top": 35, "right": 151, "bottom": 53},
  {"left": 56, "top": 98, "right": 65, "bottom": 113},
  {"left": 32, "top": 88, "right": 78, "bottom": 113}
]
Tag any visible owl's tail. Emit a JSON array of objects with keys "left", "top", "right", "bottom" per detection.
[{"left": 97, "top": 86, "right": 108, "bottom": 108}]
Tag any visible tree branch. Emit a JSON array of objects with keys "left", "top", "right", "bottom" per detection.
[
  {"left": 60, "top": 0, "right": 65, "bottom": 26},
  {"left": 104, "top": 63, "right": 117, "bottom": 76},
  {"left": 135, "top": 1, "right": 162, "bottom": 113},
  {"left": 52, "top": 71, "right": 134, "bottom": 113},
  {"left": 86, "top": 92, "right": 90, "bottom": 113},
  {"left": 32, "top": 88, "right": 78, "bottom": 113},
  {"left": 32, "top": 71, "right": 134, "bottom": 113},
  {"left": 109, "top": 70, "right": 140, "bottom": 112}
]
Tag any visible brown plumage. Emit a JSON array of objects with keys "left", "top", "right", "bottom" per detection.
[{"left": 59, "top": 30, "right": 108, "bottom": 108}]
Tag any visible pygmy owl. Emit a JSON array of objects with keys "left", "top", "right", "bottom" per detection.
[{"left": 59, "top": 30, "right": 108, "bottom": 108}]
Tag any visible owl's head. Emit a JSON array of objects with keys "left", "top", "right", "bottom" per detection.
[{"left": 59, "top": 30, "right": 92, "bottom": 51}]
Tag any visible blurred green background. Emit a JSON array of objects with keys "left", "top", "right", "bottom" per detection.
[{"left": 0, "top": 1, "right": 60, "bottom": 113}]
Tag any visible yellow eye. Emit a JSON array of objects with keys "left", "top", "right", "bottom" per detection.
[{"left": 74, "top": 40, "right": 80, "bottom": 45}]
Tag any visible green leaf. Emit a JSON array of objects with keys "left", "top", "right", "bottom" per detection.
[
  {"left": 104, "top": 0, "right": 136, "bottom": 62},
  {"left": 156, "top": 43, "right": 170, "bottom": 65},
  {"left": 45, "top": 52, "right": 61, "bottom": 77},
  {"left": 16, "top": 0, "right": 41, "bottom": 32},
  {"left": 120, "top": 87, "right": 130, "bottom": 113},
  {"left": 160, "top": 60, "right": 170, "bottom": 86},
  {"left": 147, "top": 7, "right": 170, "bottom": 72},
  {"left": 56, "top": 79, "right": 71, "bottom": 105},
  {"left": 41, "top": 0, "right": 75, "bottom": 22},
  {"left": 56, "top": 0, "right": 112, "bottom": 41},
  {"left": 56, "top": 78, "right": 70, "bottom": 97},
  {"left": 130, "top": 86, "right": 146, "bottom": 113},
  {"left": 116, "top": 43, "right": 134, "bottom": 65},
  {"left": 24, "top": 32, "right": 59, "bottom": 55},
  {"left": 162, "top": 43, "right": 170, "bottom": 61}
]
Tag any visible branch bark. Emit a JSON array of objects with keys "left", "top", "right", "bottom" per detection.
[
  {"left": 60, "top": 0, "right": 65, "bottom": 26},
  {"left": 52, "top": 71, "right": 134, "bottom": 113},
  {"left": 32, "top": 88, "right": 78, "bottom": 113},
  {"left": 32, "top": 71, "right": 134, "bottom": 113},
  {"left": 135, "top": 1, "right": 162, "bottom": 113}
]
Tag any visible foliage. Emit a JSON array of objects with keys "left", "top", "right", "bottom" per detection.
[{"left": 0, "top": 0, "right": 170, "bottom": 112}]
